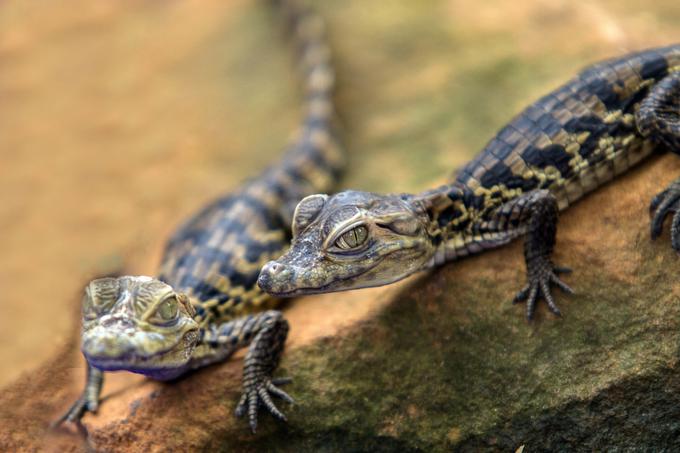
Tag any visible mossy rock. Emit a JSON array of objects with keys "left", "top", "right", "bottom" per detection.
[{"left": 2, "top": 0, "right": 680, "bottom": 451}]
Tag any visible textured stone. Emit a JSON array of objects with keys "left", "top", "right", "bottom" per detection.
[
  {"left": 3, "top": 156, "right": 680, "bottom": 452},
  {"left": 2, "top": 0, "right": 680, "bottom": 451}
]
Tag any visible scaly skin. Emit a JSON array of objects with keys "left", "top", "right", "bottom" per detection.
[
  {"left": 54, "top": 0, "right": 344, "bottom": 433},
  {"left": 259, "top": 45, "right": 680, "bottom": 320}
]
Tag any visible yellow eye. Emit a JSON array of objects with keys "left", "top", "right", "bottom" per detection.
[
  {"left": 335, "top": 225, "right": 368, "bottom": 250},
  {"left": 155, "top": 297, "right": 179, "bottom": 322}
]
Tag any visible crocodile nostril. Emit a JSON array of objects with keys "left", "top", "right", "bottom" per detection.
[
  {"left": 258, "top": 261, "right": 294, "bottom": 292},
  {"left": 264, "top": 261, "right": 286, "bottom": 276},
  {"left": 100, "top": 315, "right": 134, "bottom": 329}
]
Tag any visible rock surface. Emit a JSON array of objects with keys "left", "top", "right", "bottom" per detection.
[
  {"left": 2, "top": 0, "right": 680, "bottom": 451},
  {"left": 4, "top": 157, "right": 680, "bottom": 452}
]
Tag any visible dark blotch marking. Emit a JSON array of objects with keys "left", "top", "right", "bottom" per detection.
[
  {"left": 437, "top": 206, "right": 462, "bottom": 229},
  {"left": 582, "top": 77, "right": 620, "bottom": 110},
  {"left": 564, "top": 115, "right": 607, "bottom": 160},
  {"left": 639, "top": 56, "right": 668, "bottom": 80},
  {"left": 479, "top": 161, "right": 540, "bottom": 192},
  {"left": 621, "top": 84, "right": 652, "bottom": 112},
  {"left": 461, "top": 190, "right": 486, "bottom": 211},
  {"left": 522, "top": 144, "right": 573, "bottom": 179},
  {"left": 163, "top": 195, "right": 236, "bottom": 251}
]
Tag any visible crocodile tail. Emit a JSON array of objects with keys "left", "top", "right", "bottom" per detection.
[{"left": 251, "top": 0, "right": 346, "bottom": 220}]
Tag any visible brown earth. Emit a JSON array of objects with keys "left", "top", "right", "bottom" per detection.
[
  {"left": 3, "top": 152, "right": 680, "bottom": 452},
  {"left": 2, "top": 0, "right": 680, "bottom": 451}
]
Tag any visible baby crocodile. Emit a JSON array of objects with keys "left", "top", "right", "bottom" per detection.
[
  {"left": 55, "top": 0, "right": 344, "bottom": 433},
  {"left": 259, "top": 44, "right": 680, "bottom": 320}
]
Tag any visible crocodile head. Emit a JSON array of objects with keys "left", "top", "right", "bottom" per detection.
[
  {"left": 80, "top": 276, "right": 200, "bottom": 380},
  {"left": 257, "top": 190, "right": 435, "bottom": 296}
]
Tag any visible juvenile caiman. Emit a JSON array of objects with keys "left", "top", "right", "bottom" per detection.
[
  {"left": 55, "top": 0, "right": 344, "bottom": 433},
  {"left": 258, "top": 44, "right": 680, "bottom": 320}
]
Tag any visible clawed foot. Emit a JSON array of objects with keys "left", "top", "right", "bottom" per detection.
[
  {"left": 513, "top": 263, "right": 574, "bottom": 320},
  {"left": 51, "top": 364, "right": 103, "bottom": 430},
  {"left": 51, "top": 393, "right": 98, "bottom": 429},
  {"left": 650, "top": 182, "right": 680, "bottom": 252},
  {"left": 235, "top": 377, "right": 294, "bottom": 433}
]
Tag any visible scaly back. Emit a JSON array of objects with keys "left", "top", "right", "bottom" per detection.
[
  {"left": 158, "top": 0, "right": 345, "bottom": 325},
  {"left": 455, "top": 45, "right": 680, "bottom": 212}
]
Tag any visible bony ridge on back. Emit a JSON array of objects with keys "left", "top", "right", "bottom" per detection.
[
  {"left": 54, "top": 0, "right": 346, "bottom": 434},
  {"left": 259, "top": 44, "right": 680, "bottom": 321}
]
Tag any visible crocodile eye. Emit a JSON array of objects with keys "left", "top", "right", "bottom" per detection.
[
  {"left": 152, "top": 296, "right": 179, "bottom": 323},
  {"left": 335, "top": 225, "right": 368, "bottom": 250}
]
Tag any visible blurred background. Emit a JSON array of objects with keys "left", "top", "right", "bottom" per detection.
[{"left": 1, "top": 0, "right": 679, "bottom": 389}]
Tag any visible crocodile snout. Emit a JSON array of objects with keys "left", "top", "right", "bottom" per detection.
[{"left": 258, "top": 261, "right": 295, "bottom": 295}]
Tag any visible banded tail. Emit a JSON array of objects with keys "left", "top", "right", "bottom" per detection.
[
  {"left": 158, "top": 0, "right": 346, "bottom": 322},
  {"left": 249, "top": 0, "right": 346, "bottom": 220}
]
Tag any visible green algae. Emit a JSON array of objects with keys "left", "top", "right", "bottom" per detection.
[{"left": 215, "top": 242, "right": 680, "bottom": 450}]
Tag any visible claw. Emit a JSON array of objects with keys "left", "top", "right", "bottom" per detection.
[
  {"left": 513, "top": 264, "right": 572, "bottom": 320},
  {"left": 650, "top": 190, "right": 667, "bottom": 214},
  {"left": 236, "top": 377, "right": 294, "bottom": 433},
  {"left": 86, "top": 400, "right": 99, "bottom": 413},
  {"left": 650, "top": 186, "right": 680, "bottom": 241},
  {"left": 525, "top": 285, "right": 539, "bottom": 320},
  {"left": 257, "top": 387, "right": 287, "bottom": 422},
  {"left": 540, "top": 280, "right": 562, "bottom": 317},
  {"left": 51, "top": 394, "right": 96, "bottom": 429},
  {"left": 512, "top": 285, "right": 529, "bottom": 304},
  {"left": 553, "top": 266, "right": 572, "bottom": 275},
  {"left": 671, "top": 210, "right": 680, "bottom": 253},
  {"left": 271, "top": 377, "right": 293, "bottom": 386},
  {"left": 267, "top": 381, "right": 295, "bottom": 404},
  {"left": 52, "top": 365, "right": 103, "bottom": 429},
  {"left": 234, "top": 392, "right": 248, "bottom": 418},
  {"left": 550, "top": 273, "right": 574, "bottom": 294},
  {"left": 248, "top": 392, "right": 259, "bottom": 433}
]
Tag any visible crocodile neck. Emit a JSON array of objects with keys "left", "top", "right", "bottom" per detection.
[{"left": 412, "top": 182, "right": 507, "bottom": 266}]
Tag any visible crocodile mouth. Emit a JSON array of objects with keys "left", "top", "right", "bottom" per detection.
[
  {"left": 265, "top": 262, "right": 382, "bottom": 297},
  {"left": 84, "top": 348, "right": 192, "bottom": 380},
  {"left": 85, "top": 351, "right": 164, "bottom": 370}
]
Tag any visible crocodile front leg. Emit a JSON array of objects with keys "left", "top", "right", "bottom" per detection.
[
  {"left": 484, "top": 189, "right": 574, "bottom": 320},
  {"left": 235, "top": 311, "right": 292, "bottom": 433},
  {"left": 52, "top": 363, "right": 103, "bottom": 426},
  {"left": 650, "top": 180, "right": 680, "bottom": 251},
  {"left": 637, "top": 72, "right": 680, "bottom": 249},
  {"left": 202, "top": 310, "right": 293, "bottom": 433}
]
